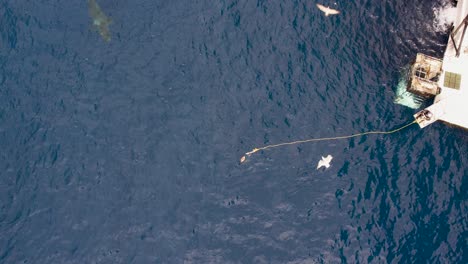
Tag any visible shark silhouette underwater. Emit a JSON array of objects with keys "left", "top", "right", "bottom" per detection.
[{"left": 88, "top": 0, "right": 112, "bottom": 42}]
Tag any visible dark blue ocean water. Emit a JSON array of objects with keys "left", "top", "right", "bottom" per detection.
[{"left": 0, "top": 0, "right": 467, "bottom": 263}]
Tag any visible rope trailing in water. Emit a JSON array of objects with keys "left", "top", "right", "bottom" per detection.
[{"left": 240, "top": 120, "right": 417, "bottom": 163}]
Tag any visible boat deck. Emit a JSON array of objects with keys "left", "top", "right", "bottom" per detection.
[{"left": 414, "top": 0, "right": 468, "bottom": 129}]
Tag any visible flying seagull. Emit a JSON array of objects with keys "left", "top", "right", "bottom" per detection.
[
  {"left": 317, "top": 155, "right": 333, "bottom": 170},
  {"left": 316, "top": 4, "right": 340, "bottom": 16}
]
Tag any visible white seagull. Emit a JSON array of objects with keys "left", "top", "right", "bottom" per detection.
[
  {"left": 316, "top": 4, "right": 340, "bottom": 16},
  {"left": 317, "top": 155, "right": 333, "bottom": 170}
]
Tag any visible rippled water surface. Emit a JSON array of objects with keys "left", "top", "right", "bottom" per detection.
[{"left": 1, "top": 0, "right": 466, "bottom": 263}]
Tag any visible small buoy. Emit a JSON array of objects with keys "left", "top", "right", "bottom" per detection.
[{"left": 240, "top": 156, "right": 246, "bottom": 163}]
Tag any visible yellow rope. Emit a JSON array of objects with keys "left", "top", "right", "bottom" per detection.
[{"left": 240, "top": 120, "right": 417, "bottom": 163}]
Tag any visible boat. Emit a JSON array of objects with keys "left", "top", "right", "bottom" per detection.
[{"left": 409, "top": 0, "right": 468, "bottom": 129}]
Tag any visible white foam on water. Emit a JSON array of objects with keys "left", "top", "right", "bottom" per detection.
[
  {"left": 394, "top": 74, "right": 422, "bottom": 109},
  {"left": 433, "top": 1, "right": 457, "bottom": 32}
]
